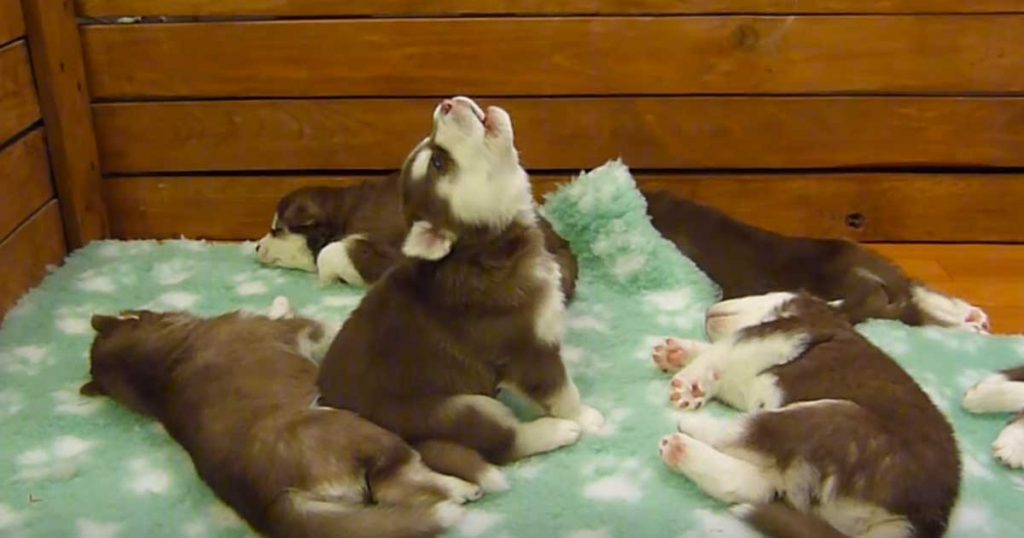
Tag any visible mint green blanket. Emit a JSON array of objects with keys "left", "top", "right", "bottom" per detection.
[{"left": 1, "top": 161, "right": 1022, "bottom": 537}]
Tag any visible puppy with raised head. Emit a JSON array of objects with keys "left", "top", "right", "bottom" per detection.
[
  {"left": 644, "top": 190, "right": 989, "bottom": 333},
  {"left": 255, "top": 177, "right": 580, "bottom": 300},
  {"left": 82, "top": 298, "right": 479, "bottom": 538},
  {"left": 317, "top": 97, "right": 604, "bottom": 489},
  {"left": 654, "top": 292, "right": 960, "bottom": 538},
  {"left": 963, "top": 366, "right": 1024, "bottom": 469}
]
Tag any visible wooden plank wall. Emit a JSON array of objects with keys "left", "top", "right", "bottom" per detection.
[
  {"left": 73, "top": 1, "right": 1024, "bottom": 242},
  {"left": 0, "top": 0, "right": 67, "bottom": 321}
]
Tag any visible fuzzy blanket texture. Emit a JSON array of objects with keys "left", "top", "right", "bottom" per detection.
[{"left": 2, "top": 161, "right": 1024, "bottom": 538}]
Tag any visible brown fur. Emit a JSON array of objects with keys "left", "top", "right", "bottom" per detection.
[
  {"left": 317, "top": 98, "right": 592, "bottom": 480},
  {"left": 734, "top": 295, "right": 960, "bottom": 537},
  {"left": 643, "top": 189, "right": 931, "bottom": 325},
  {"left": 83, "top": 310, "right": 467, "bottom": 538},
  {"left": 264, "top": 177, "right": 578, "bottom": 299}
]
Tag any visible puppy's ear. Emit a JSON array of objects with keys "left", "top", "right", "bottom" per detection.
[
  {"left": 91, "top": 314, "right": 122, "bottom": 334},
  {"left": 402, "top": 220, "right": 455, "bottom": 261},
  {"left": 80, "top": 380, "right": 104, "bottom": 396},
  {"left": 91, "top": 313, "right": 141, "bottom": 334}
]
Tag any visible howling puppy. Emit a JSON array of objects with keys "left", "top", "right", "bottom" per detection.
[
  {"left": 82, "top": 298, "right": 479, "bottom": 538},
  {"left": 644, "top": 190, "right": 990, "bottom": 334},
  {"left": 655, "top": 293, "right": 960, "bottom": 538},
  {"left": 963, "top": 366, "right": 1024, "bottom": 469},
  {"left": 317, "top": 97, "right": 604, "bottom": 489}
]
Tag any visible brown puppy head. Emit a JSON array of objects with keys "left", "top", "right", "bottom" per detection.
[
  {"left": 398, "top": 96, "right": 533, "bottom": 261},
  {"left": 704, "top": 291, "right": 849, "bottom": 341},
  {"left": 255, "top": 187, "right": 343, "bottom": 272},
  {"left": 81, "top": 310, "right": 199, "bottom": 415}
]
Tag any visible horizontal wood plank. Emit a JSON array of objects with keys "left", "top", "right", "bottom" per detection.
[
  {"left": 103, "top": 174, "right": 1024, "bottom": 242},
  {"left": 0, "top": 41, "right": 40, "bottom": 144},
  {"left": 93, "top": 97, "right": 1024, "bottom": 173},
  {"left": 81, "top": 16, "right": 1024, "bottom": 98},
  {"left": 0, "top": 0, "right": 24, "bottom": 45},
  {"left": 75, "top": 0, "right": 1024, "bottom": 17},
  {"left": 0, "top": 129, "right": 54, "bottom": 239},
  {"left": 0, "top": 200, "right": 66, "bottom": 322}
]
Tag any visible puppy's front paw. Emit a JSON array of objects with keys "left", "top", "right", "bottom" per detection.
[
  {"left": 659, "top": 433, "right": 689, "bottom": 471},
  {"left": 574, "top": 405, "right": 605, "bottom": 434},
  {"left": 437, "top": 475, "right": 484, "bottom": 504},
  {"left": 652, "top": 338, "right": 706, "bottom": 373},
  {"left": 431, "top": 500, "right": 467, "bottom": 529},
  {"left": 669, "top": 366, "right": 718, "bottom": 410},
  {"left": 994, "top": 422, "right": 1024, "bottom": 469},
  {"left": 267, "top": 296, "right": 295, "bottom": 319}
]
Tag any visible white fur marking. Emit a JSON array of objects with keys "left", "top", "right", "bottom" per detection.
[
  {"left": 410, "top": 148, "right": 432, "bottom": 181},
  {"left": 705, "top": 292, "right": 798, "bottom": 341},
  {"left": 659, "top": 433, "right": 777, "bottom": 504},
  {"left": 911, "top": 285, "right": 989, "bottom": 333},
  {"left": 962, "top": 375, "right": 1024, "bottom": 413},
  {"left": 256, "top": 230, "right": 317, "bottom": 272},
  {"left": 402, "top": 221, "right": 455, "bottom": 261},
  {"left": 513, "top": 417, "right": 582, "bottom": 457},
  {"left": 994, "top": 420, "right": 1024, "bottom": 468},
  {"left": 534, "top": 258, "right": 565, "bottom": 344},
  {"left": 317, "top": 235, "right": 367, "bottom": 286}
]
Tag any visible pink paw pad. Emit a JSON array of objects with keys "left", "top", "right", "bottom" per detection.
[
  {"left": 965, "top": 307, "right": 991, "bottom": 333},
  {"left": 659, "top": 434, "right": 687, "bottom": 467},
  {"left": 669, "top": 372, "right": 716, "bottom": 410},
  {"left": 652, "top": 338, "right": 699, "bottom": 373}
]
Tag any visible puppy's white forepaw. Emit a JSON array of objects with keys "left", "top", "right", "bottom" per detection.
[
  {"left": 432, "top": 501, "right": 467, "bottom": 528},
  {"left": 268, "top": 296, "right": 295, "bottom": 319},
  {"left": 652, "top": 338, "right": 707, "bottom": 374},
  {"left": 669, "top": 366, "right": 719, "bottom": 410},
  {"left": 437, "top": 475, "right": 484, "bottom": 503},
  {"left": 316, "top": 238, "right": 367, "bottom": 287},
  {"left": 994, "top": 422, "right": 1024, "bottom": 469},
  {"left": 912, "top": 286, "right": 990, "bottom": 333},
  {"left": 962, "top": 375, "right": 1024, "bottom": 414},
  {"left": 574, "top": 405, "right": 605, "bottom": 434},
  {"left": 476, "top": 465, "right": 510, "bottom": 492},
  {"left": 659, "top": 433, "right": 690, "bottom": 471}
]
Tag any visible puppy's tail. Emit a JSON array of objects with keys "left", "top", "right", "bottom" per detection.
[
  {"left": 731, "top": 503, "right": 848, "bottom": 538},
  {"left": 266, "top": 491, "right": 463, "bottom": 538}
]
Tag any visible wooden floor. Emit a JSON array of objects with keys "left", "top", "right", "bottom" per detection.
[{"left": 871, "top": 244, "right": 1024, "bottom": 335}]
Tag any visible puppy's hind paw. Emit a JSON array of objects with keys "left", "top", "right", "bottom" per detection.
[{"left": 994, "top": 422, "right": 1024, "bottom": 469}]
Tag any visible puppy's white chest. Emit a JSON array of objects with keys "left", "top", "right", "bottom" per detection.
[{"left": 533, "top": 257, "right": 565, "bottom": 345}]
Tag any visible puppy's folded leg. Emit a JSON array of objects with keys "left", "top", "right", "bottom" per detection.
[
  {"left": 317, "top": 235, "right": 369, "bottom": 287},
  {"left": 910, "top": 284, "right": 990, "bottom": 333},
  {"left": 658, "top": 433, "right": 777, "bottom": 504},
  {"left": 994, "top": 412, "right": 1024, "bottom": 469},
  {"left": 505, "top": 346, "right": 605, "bottom": 434}
]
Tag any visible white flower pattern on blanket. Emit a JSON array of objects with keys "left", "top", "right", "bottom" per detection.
[{"left": 0, "top": 161, "right": 1022, "bottom": 537}]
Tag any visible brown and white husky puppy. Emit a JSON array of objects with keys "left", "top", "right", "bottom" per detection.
[
  {"left": 963, "top": 366, "right": 1024, "bottom": 469},
  {"left": 654, "top": 292, "right": 960, "bottom": 538},
  {"left": 316, "top": 97, "right": 604, "bottom": 489},
  {"left": 82, "top": 297, "right": 480, "bottom": 538}
]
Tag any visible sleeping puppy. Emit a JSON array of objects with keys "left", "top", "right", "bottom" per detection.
[
  {"left": 644, "top": 190, "right": 990, "bottom": 333},
  {"left": 655, "top": 292, "right": 960, "bottom": 538},
  {"left": 255, "top": 175, "right": 407, "bottom": 286},
  {"left": 317, "top": 97, "right": 604, "bottom": 489},
  {"left": 81, "top": 297, "right": 480, "bottom": 538},
  {"left": 963, "top": 366, "right": 1024, "bottom": 469},
  {"left": 255, "top": 177, "right": 580, "bottom": 300}
]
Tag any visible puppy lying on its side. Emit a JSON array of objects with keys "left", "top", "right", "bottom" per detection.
[
  {"left": 644, "top": 190, "right": 990, "bottom": 333},
  {"left": 81, "top": 298, "right": 480, "bottom": 538},
  {"left": 655, "top": 293, "right": 960, "bottom": 538},
  {"left": 255, "top": 176, "right": 580, "bottom": 300},
  {"left": 963, "top": 366, "right": 1024, "bottom": 469},
  {"left": 317, "top": 97, "right": 603, "bottom": 489}
]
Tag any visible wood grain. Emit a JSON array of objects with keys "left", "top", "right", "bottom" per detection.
[
  {"left": 103, "top": 173, "right": 1024, "bottom": 242},
  {"left": 0, "top": 129, "right": 54, "bottom": 240},
  {"left": 0, "top": 200, "right": 66, "bottom": 322},
  {"left": 81, "top": 16, "right": 1024, "bottom": 99},
  {"left": 22, "top": 0, "right": 109, "bottom": 248},
  {"left": 870, "top": 244, "right": 1024, "bottom": 334},
  {"left": 93, "top": 97, "right": 1024, "bottom": 173},
  {"left": 75, "top": 0, "right": 1024, "bottom": 17},
  {"left": 0, "top": 0, "right": 24, "bottom": 45},
  {"left": 0, "top": 41, "right": 40, "bottom": 144}
]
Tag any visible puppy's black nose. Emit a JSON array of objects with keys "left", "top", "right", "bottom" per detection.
[{"left": 255, "top": 243, "right": 261, "bottom": 253}]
